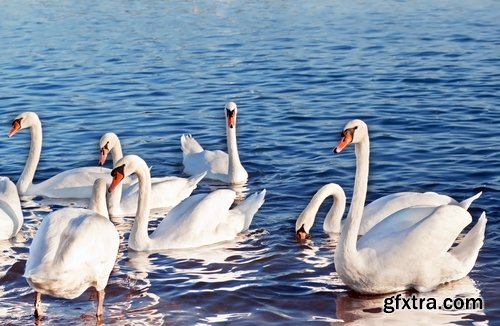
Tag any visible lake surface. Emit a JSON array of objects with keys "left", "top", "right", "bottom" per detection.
[{"left": 1, "top": 0, "right": 499, "bottom": 324}]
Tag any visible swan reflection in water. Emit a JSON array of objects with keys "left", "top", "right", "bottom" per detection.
[{"left": 334, "top": 276, "right": 485, "bottom": 324}]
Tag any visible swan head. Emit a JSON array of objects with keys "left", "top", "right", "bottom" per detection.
[
  {"left": 108, "top": 155, "right": 148, "bottom": 193},
  {"left": 8, "top": 112, "right": 40, "bottom": 138},
  {"left": 296, "top": 224, "right": 311, "bottom": 241},
  {"left": 334, "top": 119, "right": 368, "bottom": 153},
  {"left": 225, "top": 102, "right": 238, "bottom": 129},
  {"left": 99, "top": 132, "right": 119, "bottom": 166}
]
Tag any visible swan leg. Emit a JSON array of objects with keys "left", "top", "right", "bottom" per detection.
[
  {"left": 34, "top": 292, "right": 43, "bottom": 319},
  {"left": 96, "top": 289, "right": 105, "bottom": 317}
]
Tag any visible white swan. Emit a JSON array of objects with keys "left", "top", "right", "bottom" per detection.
[
  {"left": 0, "top": 177, "right": 23, "bottom": 240},
  {"left": 333, "top": 119, "right": 481, "bottom": 235},
  {"left": 8, "top": 112, "right": 131, "bottom": 199},
  {"left": 181, "top": 102, "right": 248, "bottom": 184},
  {"left": 333, "top": 119, "right": 487, "bottom": 294},
  {"left": 24, "top": 178, "right": 119, "bottom": 318},
  {"left": 108, "top": 155, "right": 265, "bottom": 250},
  {"left": 98, "top": 132, "right": 205, "bottom": 217}
]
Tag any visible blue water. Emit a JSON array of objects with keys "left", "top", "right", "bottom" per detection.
[{"left": 1, "top": 0, "right": 499, "bottom": 324}]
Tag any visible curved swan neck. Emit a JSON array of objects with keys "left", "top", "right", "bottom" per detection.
[
  {"left": 129, "top": 160, "right": 152, "bottom": 250},
  {"left": 90, "top": 181, "right": 109, "bottom": 219},
  {"left": 340, "top": 136, "right": 370, "bottom": 254},
  {"left": 296, "top": 184, "right": 346, "bottom": 234},
  {"left": 226, "top": 125, "right": 244, "bottom": 183},
  {"left": 110, "top": 140, "right": 123, "bottom": 166},
  {"left": 18, "top": 118, "right": 42, "bottom": 194}
]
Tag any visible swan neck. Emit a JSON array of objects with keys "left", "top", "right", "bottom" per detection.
[
  {"left": 129, "top": 163, "right": 152, "bottom": 250},
  {"left": 107, "top": 180, "right": 122, "bottom": 215},
  {"left": 111, "top": 141, "right": 123, "bottom": 166},
  {"left": 18, "top": 120, "right": 42, "bottom": 194},
  {"left": 90, "top": 186, "right": 109, "bottom": 219},
  {"left": 340, "top": 137, "right": 370, "bottom": 254},
  {"left": 324, "top": 191, "right": 347, "bottom": 233},
  {"left": 226, "top": 126, "right": 243, "bottom": 183}
]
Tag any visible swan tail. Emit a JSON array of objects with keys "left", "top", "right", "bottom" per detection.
[
  {"left": 181, "top": 134, "right": 204, "bottom": 155},
  {"left": 234, "top": 189, "right": 266, "bottom": 231},
  {"left": 458, "top": 191, "right": 482, "bottom": 210},
  {"left": 450, "top": 212, "right": 487, "bottom": 276}
]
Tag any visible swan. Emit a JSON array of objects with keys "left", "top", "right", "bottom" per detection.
[
  {"left": 98, "top": 132, "right": 205, "bottom": 217},
  {"left": 7, "top": 112, "right": 132, "bottom": 199},
  {"left": 181, "top": 102, "right": 248, "bottom": 184},
  {"left": 108, "top": 155, "right": 265, "bottom": 250},
  {"left": 294, "top": 183, "right": 481, "bottom": 239},
  {"left": 0, "top": 177, "right": 23, "bottom": 240},
  {"left": 333, "top": 119, "right": 487, "bottom": 294},
  {"left": 24, "top": 178, "right": 119, "bottom": 318},
  {"left": 333, "top": 119, "right": 481, "bottom": 235}
]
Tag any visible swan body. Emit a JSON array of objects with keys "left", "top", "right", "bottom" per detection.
[
  {"left": 8, "top": 112, "right": 132, "bottom": 199},
  {"left": 24, "top": 178, "right": 119, "bottom": 317},
  {"left": 0, "top": 177, "right": 23, "bottom": 240},
  {"left": 333, "top": 119, "right": 487, "bottom": 294},
  {"left": 181, "top": 102, "right": 248, "bottom": 184},
  {"left": 108, "top": 155, "right": 265, "bottom": 250},
  {"left": 99, "top": 132, "right": 205, "bottom": 217}
]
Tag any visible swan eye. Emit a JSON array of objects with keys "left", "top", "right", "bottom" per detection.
[
  {"left": 12, "top": 118, "right": 22, "bottom": 128},
  {"left": 104, "top": 142, "right": 109, "bottom": 151}
]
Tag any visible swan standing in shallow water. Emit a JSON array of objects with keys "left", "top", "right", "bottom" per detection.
[
  {"left": 99, "top": 132, "right": 205, "bottom": 217},
  {"left": 7, "top": 112, "right": 130, "bottom": 199},
  {"left": 24, "top": 178, "right": 119, "bottom": 318},
  {"left": 333, "top": 119, "right": 487, "bottom": 294},
  {"left": 0, "top": 177, "right": 23, "bottom": 240},
  {"left": 181, "top": 102, "right": 248, "bottom": 184},
  {"left": 108, "top": 155, "right": 265, "bottom": 250}
]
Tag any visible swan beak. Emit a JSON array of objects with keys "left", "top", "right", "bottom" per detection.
[
  {"left": 8, "top": 119, "right": 22, "bottom": 138},
  {"left": 99, "top": 148, "right": 109, "bottom": 166},
  {"left": 334, "top": 131, "right": 352, "bottom": 153},
  {"left": 226, "top": 109, "right": 236, "bottom": 129},
  {"left": 296, "top": 225, "right": 310, "bottom": 241},
  {"left": 108, "top": 165, "right": 125, "bottom": 193}
]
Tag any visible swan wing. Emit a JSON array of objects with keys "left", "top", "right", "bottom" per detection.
[
  {"left": 228, "top": 189, "right": 266, "bottom": 232},
  {"left": 359, "top": 192, "right": 456, "bottom": 234},
  {"left": 359, "top": 205, "right": 471, "bottom": 263},
  {"left": 152, "top": 189, "right": 236, "bottom": 248}
]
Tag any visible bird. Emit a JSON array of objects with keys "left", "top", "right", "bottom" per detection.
[
  {"left": 24, "top": 178, "right": 119, "bottom": 318},
  {"left": 181, "top": 102, "right": 248, "bottom": 184},
  {"left": 108, "top": 154, "right": 265, "bottom": 250},
  {"left": 333, "top": 119, "right": 487, "bottom": 294},
  {"left": 7, "top": 112, "right": 132, "bottom": 199}
]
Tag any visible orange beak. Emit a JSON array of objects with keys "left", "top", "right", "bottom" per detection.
[
  {"left": 108, "top": 166, "right": 125, "bottom": 193},
  {"left": 8, "top": 119, "right": 22, "bottom": 138},
  {"left": 99, "top": 148, "right": 109, "bottom": 166},
  {"left": 227, "top": 115, "right": 236, "bottom": 128},
  {"left": 334, "top": 131, "right": 353, "bottom": 153}
]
